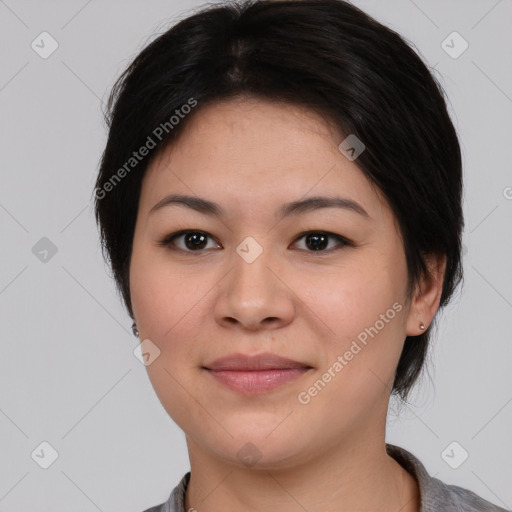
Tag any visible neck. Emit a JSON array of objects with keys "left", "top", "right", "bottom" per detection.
[{"left": 184, "top": 436, "right": 420, "bottom": 512}]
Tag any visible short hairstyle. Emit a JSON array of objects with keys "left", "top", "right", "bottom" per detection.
[{"left": 94, "top": 0, "right": 464, "bottom": 402}]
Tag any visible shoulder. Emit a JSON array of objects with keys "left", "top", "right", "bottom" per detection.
[
  {"left": 140, "top": 472, "right": 191, "bottom": 512},
  {"left": 386, "top": 444, "right": 509, "bottom": 512},
  {"left": 441, "top": 482, "right": 510, "bottom": 512}
]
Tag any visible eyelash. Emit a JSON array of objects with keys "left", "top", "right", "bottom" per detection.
[{"left": 157, "top": 230, "right": 352, "bottom": 255}]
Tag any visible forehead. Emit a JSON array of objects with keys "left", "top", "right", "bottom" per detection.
[
  {"left": 140, "top": 97, "right": 389, "bottom": 223},
  {"left": 145, "top": 97, "right": 342, "bottom": 177},
  {"left": 172, "top": 96, "right": 343, "bottom": 157}
]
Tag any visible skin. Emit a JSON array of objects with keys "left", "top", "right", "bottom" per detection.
[{"left": 129, "top": 97, "right": 446, "bottom": 512}]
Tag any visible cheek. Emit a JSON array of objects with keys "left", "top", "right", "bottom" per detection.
[
  {"left": 309, "top": 261, "right": 406, "bottom": 389},
  {"left": 130, "top": 248, "right": 207, "bottom": 428},
  {"left": 129, "top": 246, "right": 212, "bottom": 392},
  {"left": 310, "top": 260, "right": 402, "bottom": 336},
  {"left": 130, "top": 245, "right": 197, "bottom": 340}
]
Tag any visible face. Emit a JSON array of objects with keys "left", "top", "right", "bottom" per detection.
[{"left": 129, "top": 97, "right": 431, "bottom": 469}]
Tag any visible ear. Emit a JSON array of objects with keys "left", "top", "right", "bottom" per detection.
[{"left": 405, "top": 252, "right": 447, "bottom": 336}]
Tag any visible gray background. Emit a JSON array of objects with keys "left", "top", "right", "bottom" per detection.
[{"left": 0, "top": 0, "right": 511, "bottom": 510}]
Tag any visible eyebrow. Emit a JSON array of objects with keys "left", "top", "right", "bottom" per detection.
[{"left": 149, "top": 193, "right": 370, "bottom": 219}]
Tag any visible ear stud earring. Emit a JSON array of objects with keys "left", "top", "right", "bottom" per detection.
[{"left": 419, "top": 322, "right": 425, "bottom": 330}]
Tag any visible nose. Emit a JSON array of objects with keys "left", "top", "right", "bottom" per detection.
[{"left": 213, "top": 243, "right": 295, "bottom": 332}]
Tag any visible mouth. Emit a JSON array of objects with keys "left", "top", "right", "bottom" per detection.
[
  {"left": 203, "top": 352, "right": 312, "bottom": 371},
  {"left": 202, "top": 352, "right": 313, "bottom": 395}
]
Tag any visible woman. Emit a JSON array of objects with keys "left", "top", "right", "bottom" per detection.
[{"left": 94, "top": 1, "right": 508, "bottom": 511}]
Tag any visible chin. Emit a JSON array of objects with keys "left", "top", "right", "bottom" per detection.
[{"left": 204, "top": 428, "right": 312, "bottom": 470}]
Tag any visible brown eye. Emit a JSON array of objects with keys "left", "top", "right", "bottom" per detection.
[
  {"left": 181, "top": 232, "right": 208, "bottom": 250},
  {"left": 158, "top": 230, "right": 220, "bottom": 252},
  {"left": 292, "top": 231, "right": 350, "bottom": 252},
  {"left": 304, "top": 233, "right": 329, "bottom": 251}
]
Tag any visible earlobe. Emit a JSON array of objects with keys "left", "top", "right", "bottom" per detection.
[{"left": 405, "top": 253, "right": 447, "bottom": 336}]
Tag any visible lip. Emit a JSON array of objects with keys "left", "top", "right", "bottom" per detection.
[
  {"left": 206, "top": 368, "right": 311, "bottom": 395},
  {"left": 202, "top": 352, "right": 313, "bottom": 395},
  {"left": 203, "top": 352, "right": 311, "bottom": 371}
]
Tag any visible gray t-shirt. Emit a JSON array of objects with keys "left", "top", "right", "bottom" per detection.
[{"left": 141, "top": 443, "right": 510, "bottom": 511}]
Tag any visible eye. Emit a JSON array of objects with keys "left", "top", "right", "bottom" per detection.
[
  {"left": 157, "top": 230, "right": 220, "bottom": 252},
  {"left": 157, "top": 230, "right": 351, "bottom": 254},
  {"left": 291, "top": 231, "right": 350, "bottom": 252}
]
